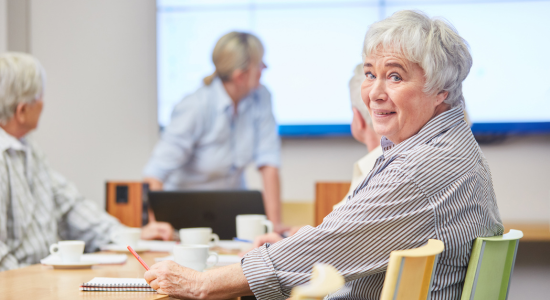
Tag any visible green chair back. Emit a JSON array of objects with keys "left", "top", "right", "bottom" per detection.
[{"left": 461, "top": 229, "right": 523, "bottom": 300}]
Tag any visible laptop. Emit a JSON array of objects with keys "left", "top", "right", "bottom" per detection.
[{"left": 148, "top": 190, "right": 265, "bottom": 240}]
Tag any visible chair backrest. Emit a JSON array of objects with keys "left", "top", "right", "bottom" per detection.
[
  {"left": 380, "top": 239, "right": 445, "bottom": 300},
  {"left": 315, "top": 182, "right": 351, "bottom": 226},
  {"left": 291, "top": 264, "right": 345, "bottom": 300},
  {"left": 461, "top": 229, "right": 523, "bottom": 300}
]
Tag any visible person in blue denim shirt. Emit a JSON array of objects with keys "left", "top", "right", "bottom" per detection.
[{"left": 143, "top": 32, "right": 283, "bottom": 231}]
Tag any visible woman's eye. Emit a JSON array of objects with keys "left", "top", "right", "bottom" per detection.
[
  {"left": 366, "top": 72, "right": 376, "bottom": 80},
  {"left": 389, "top": 74, "right": 402, "bottom": 82}
]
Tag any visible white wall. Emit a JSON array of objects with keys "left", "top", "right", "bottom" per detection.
[
  {"left": 0, "top": 0, "right": 6, "bottom": 53},
  {"left": 28, "top": 0, "right": 158, "bottom": 206},
  {"left": 15, "top": 0, "right": 550, "bottom": 224},
  {"left": 479, "top": 135, "right": 550, "bottom": 223}
]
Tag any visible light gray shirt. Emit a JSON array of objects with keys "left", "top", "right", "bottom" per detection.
[
  {"left": 0, "top": 128, "right": 124, "bottom": 271},
  {"left": 143, "top": 77, "right": 281, "bottom": 190}
]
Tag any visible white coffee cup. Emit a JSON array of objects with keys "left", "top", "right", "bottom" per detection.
[
  {"left": 111, "top": 227, "right": 141, "bottom": 248},
  {"left": 236, "top": 214, "right": 273, "bottom": 242},
  {"left": 49, "top": 240, "right": 85, "bottom": 263},
  {"left": 179, "top": 227, "right": 220, "bottom": 246},
  {"left": 173, "top": 245, "right": 219, "bottom": 272}
]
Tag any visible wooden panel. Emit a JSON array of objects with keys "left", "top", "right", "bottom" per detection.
[
  {"left": 504, "top": 222, "right": 550, "bottom": 241},
  {"left": 282, "top": 202, "right": 315, "bottom": 227},
  {"left": 314, "top": 182, "right": 351, "bottom": 226},
  {"left": 106, "top": 181, "right": 145, "bottom": 227}
]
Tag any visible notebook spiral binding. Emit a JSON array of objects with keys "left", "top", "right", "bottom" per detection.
[{"left": 79, "top": 282, "right": 156, "bottom": 292}]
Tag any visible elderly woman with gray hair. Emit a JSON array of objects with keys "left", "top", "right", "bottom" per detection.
[{"left": 144, "top": 10, "right": 503, "bottom": 300}]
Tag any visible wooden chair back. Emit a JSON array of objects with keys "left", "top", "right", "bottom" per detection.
[
  {"left": 380, "top": 239, "right": 445, "bottom": 300},
  {"left": 314, "top": 182, "right": 351, "bottom": 226}
]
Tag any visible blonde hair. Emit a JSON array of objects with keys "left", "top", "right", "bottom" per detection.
[
  {"left": 363, "top": 10, "right": 472, "bottom": 109},
  {"left": 0, "top": 52, "right": 45, "bottom": 124},
  {"left": 203, "top": 31, "right": 264, "bottom": 85}
]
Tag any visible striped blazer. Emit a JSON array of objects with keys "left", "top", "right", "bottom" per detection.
[{"left": 242, "top": 107, "right": 503, "bottom": 300}]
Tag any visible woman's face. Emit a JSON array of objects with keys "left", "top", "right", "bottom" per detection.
[
  {"left": 245, "top": 60, "right": 265, "bottom": 90},
  {"left": 361, "top": 49, "right": 448, "bottom": 145}
]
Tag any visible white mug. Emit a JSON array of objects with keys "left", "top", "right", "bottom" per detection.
[
  {"left": 111, "top": 227, "right": 141, "bottom": 248},
  {"left": 179, "top": 227, "right": 220, "bottom": 246},
  {"left": 49, "top": 240, "right": 85, "bottom": 263},
  {"left": 173, "top": 245, "right": 219, "bottom": 272},
  {"left": 236, "top": 214, "right": 273, "bottom": 242}
]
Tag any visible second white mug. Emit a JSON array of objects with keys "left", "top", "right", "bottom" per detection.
[
  {"left": 173, "top": 245, "right": 219, "bottom": 272},
  {"left": 179, "top": 227, "right": 220, "bottom": 246},
  {"left": 111, "top": 227, "right": 141, "bottom": 248},
  {"left": 236, "top": 214, "right": 273, "bottom": 242}
]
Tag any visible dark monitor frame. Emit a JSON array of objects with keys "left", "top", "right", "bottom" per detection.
[{"left": 148, "top": 190, "right": 265, "bottom": 240}]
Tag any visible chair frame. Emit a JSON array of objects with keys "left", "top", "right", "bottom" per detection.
[
  {"left": 461, "top": 229, "right": 523, "bottom": 300},
  {"left": 381, "top": 239, "right": 445, "bottom": 300}
]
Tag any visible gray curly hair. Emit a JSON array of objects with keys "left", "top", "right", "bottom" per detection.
[{"left": 363, "top": 10, "right": 472, "bottom": 109}]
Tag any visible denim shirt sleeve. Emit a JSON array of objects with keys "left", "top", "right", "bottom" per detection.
[
  {"left": 253, "top": 86, "right": 281, "bottom": 168},
  {"left": 143, "top": 95, "right": 203, "bottom": 181}
]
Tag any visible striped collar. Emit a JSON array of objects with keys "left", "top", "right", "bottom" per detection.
[{"left": 380, "top": 107, "right": 465, "bottom": 159}]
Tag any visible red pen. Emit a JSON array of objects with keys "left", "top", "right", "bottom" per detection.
[{"left": 127, "top": 245, "right": 150, "bottom": 271}]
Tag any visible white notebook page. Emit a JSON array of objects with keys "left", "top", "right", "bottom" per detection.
[{"left": 86, "top": 277, "right": 148, "bottom": 285}]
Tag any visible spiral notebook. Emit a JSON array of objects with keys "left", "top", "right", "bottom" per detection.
[{"left": 80, "top": 277, "right": 155, "bottom": 292}]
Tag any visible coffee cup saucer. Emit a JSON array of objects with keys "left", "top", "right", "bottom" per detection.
[
  {"left": 100, "top": 244, "right": 150, "bottom": 253},
  {"left": 43, "top": 260, "right": 97, "bottom": 269}
]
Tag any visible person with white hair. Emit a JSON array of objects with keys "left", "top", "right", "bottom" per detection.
[
  {"left": 142, "top": 32, "right": 283, "bottom": 231},
  {"left": 0, "top": 52, "right": 173, "bottom": 271},
  {"left": 142, "top": 11, "right": 503, "bottom": 300},
  {"left": 335, "top": 63, "right": 383, "bottom": 208}
]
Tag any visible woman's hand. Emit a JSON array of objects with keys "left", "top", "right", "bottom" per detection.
[
  {"left": 145, "top": 261, "right": 252, "bottom": 299},
  {"left": 252, "top": 232, "right": 284, "bottom": 248},
  {"left": 238, "top": 226, "right": 303, "bottom": 256},
  {"left": 141, "top": 221, "right": 175, "bottom": 241},
  {"left": 239, "top": 232, "right": 284, "bottom": 257},
  {"left": 143, "top": 177, "right": 163, "bottom": 191},
  {"left": 144, "top": 260, "right": 207, "bottom": 299},
  {"left": 273, "top": 223, "right": 291, "bottom": 234}
]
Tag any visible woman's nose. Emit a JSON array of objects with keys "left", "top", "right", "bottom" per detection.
[{"left": 369, "top": 78, "right": 388, "bottom": 102}]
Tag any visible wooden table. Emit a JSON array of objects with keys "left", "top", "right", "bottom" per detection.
[
  {"left": 0, "top": 251, "right": 177, "bottom": 300},
  {"left": 504, "top": 222, "right": 550, "bottom": 241}
]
